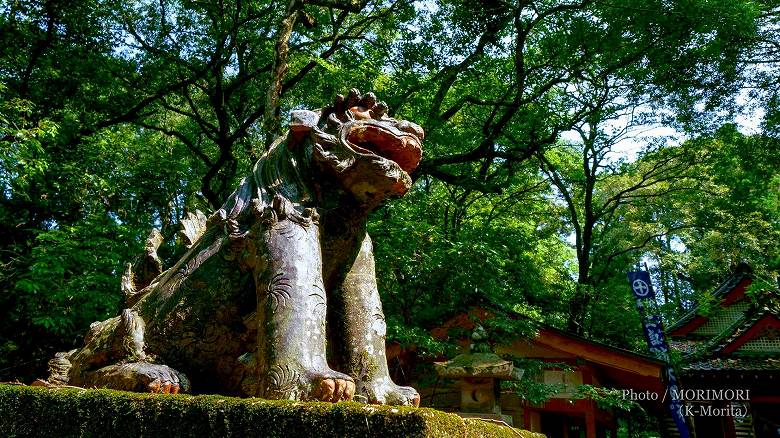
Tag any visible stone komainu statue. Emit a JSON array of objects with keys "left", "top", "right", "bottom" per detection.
[{"left": 46, "top": 90, "right": 423, "bottom": 406}]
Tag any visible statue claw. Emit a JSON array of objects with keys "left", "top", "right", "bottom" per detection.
[
  {"left": 360, "top": 378, "right": 420, "bottom": 407},
  {"left": 148, "top": 378, "right": 180, "bottom": 394},
  {"left": 314, "top": 377, "right": 354, "bottom": 402},
  {"left": 345, "top": 380, "right": 356, "bottom": 401}
]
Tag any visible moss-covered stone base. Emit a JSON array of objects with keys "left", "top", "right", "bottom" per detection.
[{"left": 0, "top": 385, "right": 544, "bottom": 437}]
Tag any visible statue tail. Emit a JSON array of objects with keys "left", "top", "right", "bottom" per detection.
[{"left": 47, "top": 349, "right": 75, "bottom": 385}]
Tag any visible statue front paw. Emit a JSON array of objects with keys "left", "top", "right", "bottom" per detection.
[
  {"left": 82, "top": 362, "right": 190, "bottom": 394},
  {"left": 358, "top": 376, "right": 419, "bottom": 407},
  {"left": 264, "top": 364, "right": 355, "bottom": 402}
]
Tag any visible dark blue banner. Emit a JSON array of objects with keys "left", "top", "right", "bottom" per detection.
[
  {"left": 666, "top": 367, "right": 690, "bottom": 438},
  {"left": 642, "top": 315, "right": 669, "bottom": 357},
  {"left": 627, "top": 270, "right": 656, "bottom": 299},
  {"left": 627, "top": 271, "right": 690, "bottom": 438}
]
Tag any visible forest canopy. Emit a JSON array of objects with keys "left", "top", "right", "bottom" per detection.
[{"left": 1, "top": 0, "right": 779, "bottom": 383}]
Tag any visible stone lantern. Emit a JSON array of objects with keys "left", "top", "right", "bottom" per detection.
[{"left": 434, "top": 326, "right": 523, "bottom": 425}]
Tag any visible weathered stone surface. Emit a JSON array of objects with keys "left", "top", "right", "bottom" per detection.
[
  {"left": 434, "top": 353, "right": 524, "bottom": 380},
  {"left": 177, "top": 210, "right": 208, "bottom": 248},
  {"left": 47, "top": 90, "right": 423, "bottom": 406},
  {"left": 290, "top": 109, "right": 320, "bottom": 132}
]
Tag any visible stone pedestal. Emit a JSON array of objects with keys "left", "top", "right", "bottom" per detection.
[{"left": 460, "top": 377, "right": 499, "bottom": 414}]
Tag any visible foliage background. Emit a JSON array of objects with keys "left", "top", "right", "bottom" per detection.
[{"left": 1, "top": 4, "right": 778, "bottom": 433}]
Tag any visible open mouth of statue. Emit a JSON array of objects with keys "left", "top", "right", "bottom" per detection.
[{"left": 344, "top": 124, "right": 422, "bottom": 174}]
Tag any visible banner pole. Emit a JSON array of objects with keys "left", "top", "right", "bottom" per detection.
[{"left": 627, "top": 268, "right": 691, "bottom": 438}]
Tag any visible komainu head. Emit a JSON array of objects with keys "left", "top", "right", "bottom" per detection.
[{"left": 291, "top": 89, "right": 424, "bottom": 205}]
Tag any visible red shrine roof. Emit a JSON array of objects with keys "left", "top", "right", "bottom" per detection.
[
  {"left": 684, "top": 357, "right": 780, "bottom": 372},
  {"left": 667, "top": 263, "right": 780, "bottom": 372},
  {"left": 431, "top": 307, "right": 666, "bottom": 393},
  {"left": 668, "top": 262, "right": 754, "bottom": 337}
]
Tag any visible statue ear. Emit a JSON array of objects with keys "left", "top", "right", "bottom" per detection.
[{"left": 289, "top": 109, "right": 321, "bottom": 148}]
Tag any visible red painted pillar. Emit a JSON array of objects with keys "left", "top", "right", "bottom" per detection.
[
  {"left": 585, "top": 402, "right": 597, "bottom": 438},
  {"left": 523, "top": 406, "right": 530, "bottom": 430}
]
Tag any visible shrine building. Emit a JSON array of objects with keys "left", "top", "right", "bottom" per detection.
[
  {"left": 389, "top": 264, "right": 780, "bottom": 438},
  {"left": 402, "top": 308, "right": 669, "bottom": 438},
  {"left": 667, "top": 263, "right": 780, "bottom": 438}
]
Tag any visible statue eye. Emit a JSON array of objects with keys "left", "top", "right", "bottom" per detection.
[{"left": 396, "top": 121, "right": 425, "bottom": 140}]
